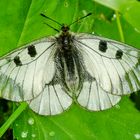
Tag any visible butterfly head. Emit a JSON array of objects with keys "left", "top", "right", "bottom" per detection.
[
  {"left": 60, "top": 24, "right": 70, "bottom": 36},
  {"left": 61, "top": 25, "right": 70, "bottom": 33}
]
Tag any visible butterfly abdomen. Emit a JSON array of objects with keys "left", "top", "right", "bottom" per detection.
[{"left": 55, "top": 46, "right": 83, "bottom": 96}]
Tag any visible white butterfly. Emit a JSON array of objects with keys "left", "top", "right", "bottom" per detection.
[{"left": 0, "top": 13, "right": 140, "bottom": 115}]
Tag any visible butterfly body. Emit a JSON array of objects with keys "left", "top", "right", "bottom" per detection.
[{"left": 55, "top": 32, "right": 83, "bottom": 97}]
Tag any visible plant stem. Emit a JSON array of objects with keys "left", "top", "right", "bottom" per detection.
[
  {"left": 0, "top": 102, "right": 28, "bottom": 138},
  {"left": 115, "top": 11, "right": 125, "bottom": 43}
]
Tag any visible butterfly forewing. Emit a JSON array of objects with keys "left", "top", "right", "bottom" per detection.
[
  {"left": 74, "top": 34, "right": 140, "bottom": 95},
  {"left": 0, "top": 37, "right": 56, "bottom": 101}
]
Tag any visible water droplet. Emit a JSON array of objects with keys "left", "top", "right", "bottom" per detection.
[
  {"left": 32, "top": 133, "right": 36, "bottom": 138},
  {"left": 21, "top": 131, "right": 28, "bottom": 138},
  {"left": 15, "top": 123, "right": 19, "bottom": 126},
  {"left": 111, "top": 14, "right": 116, "bottom": 21},
  {"left": 28, "top": 118, "right": 34, "bottom": 125},
  {"left": 134, "top": 134, "right": 140, "bottom": 139},
  {"left": 115, "top": 104, "right": 120, "bottom": 109},
  {"left": 126, "top": 7, "right": 131, "bottom": 11},
  {"left": 113, "top": 14, "right": 116, "bottom": 18},
  {"left": 49, "top": 131, "right": 55, "bottom": 137},
  {"left": 134, "top": 28, "right": 140, "bottom": 33},
  {"left": 82, "top": 10, "right": 88, "bottom": 16},
  {"left": 64, "top": 0, "right": 69, "bottom": 7}
]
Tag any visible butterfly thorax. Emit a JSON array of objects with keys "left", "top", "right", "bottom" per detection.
[{"left": 56, "top": 25, "right": 74, "bottom": 51}]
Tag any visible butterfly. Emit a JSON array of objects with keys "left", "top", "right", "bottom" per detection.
[{"left": 0, "top": 13, "right": 140, "bottom": 115}]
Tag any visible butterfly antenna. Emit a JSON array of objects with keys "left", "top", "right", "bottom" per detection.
[
  {"left": 40, "top": 13, "right": 63, "bottom": 26},
  {"left": 69, "top": 13, "right": 92, "bottom": 27},
  {"left": 43, "top": 22, "right": 59, "bottom": 32}
]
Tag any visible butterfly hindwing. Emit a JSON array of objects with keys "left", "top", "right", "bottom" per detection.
[
  {"left": 77, "top": 77, "right": 121, "bottom": 111},
  {"left": 28, "top": 77, "right": 72, "bottom": 115},
  {"left": 0, "top": 37, "right": 56, "bottom": 101}
]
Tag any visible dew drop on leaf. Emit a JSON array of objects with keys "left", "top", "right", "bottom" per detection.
[
  {"left": 64, "top": 0, "right": 68, "bottom": 7},
  {"left": 49, "top": 131, "right": 55, "bottom": 137},
  {"left": 31, "top": 133, "right": 36, "bottom": 138},
  {"left": 82, "top": 10, "right": 88, "bottom": 16},
  {"left": 15, "top": 123, "right": 19, "bottom": 127},
  {"left": 21, "top": 131, "right": 28, "bottom": 138},
  {"left": 134, "top": 133, "right": 140, "bottom": 139},
  {"left": 115, "top": 104, "right": 120, "bottom": 109},
  {"left": 28, "top": 117, "right": 34, "bottom": 125}
]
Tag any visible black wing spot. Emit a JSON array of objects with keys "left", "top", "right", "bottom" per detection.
[
  {"left": 14, "top": 56, "right": 22, "bottom": 66},
  {"left": 28, "top": 45, "right": 37, "bottom": 57},
  {"left": 99, "top": 40, "right": 107, "bottom": 53},
  {"left": 115, "top": 49, "right": 123, "bottom": 59}
]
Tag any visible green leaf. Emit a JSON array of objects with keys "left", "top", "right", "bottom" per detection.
[
  {"left": 0, "top": 0, "right": 140, "bottom": 140},
  {"left": 94, "top": 0, "right": 140, "bottom": 32},
  {"left": 94, "top": 0, "right": 134, "bottom": 11},
  {"left": 12, "top": 98, "right": 140, "bottom": 140}
]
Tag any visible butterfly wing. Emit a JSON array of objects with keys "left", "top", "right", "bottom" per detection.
[
  {"left": 0, "top": 37, "right": 56, "bottom": 101},
  {"left": 77, "top": 77, "right": 121, "bottom": 111},
  {"left": 74, "top": 33, "right": 140, "bottom": 110},
  {"left": 28, "top": 76, "right": 72, "bottom": 115}
]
